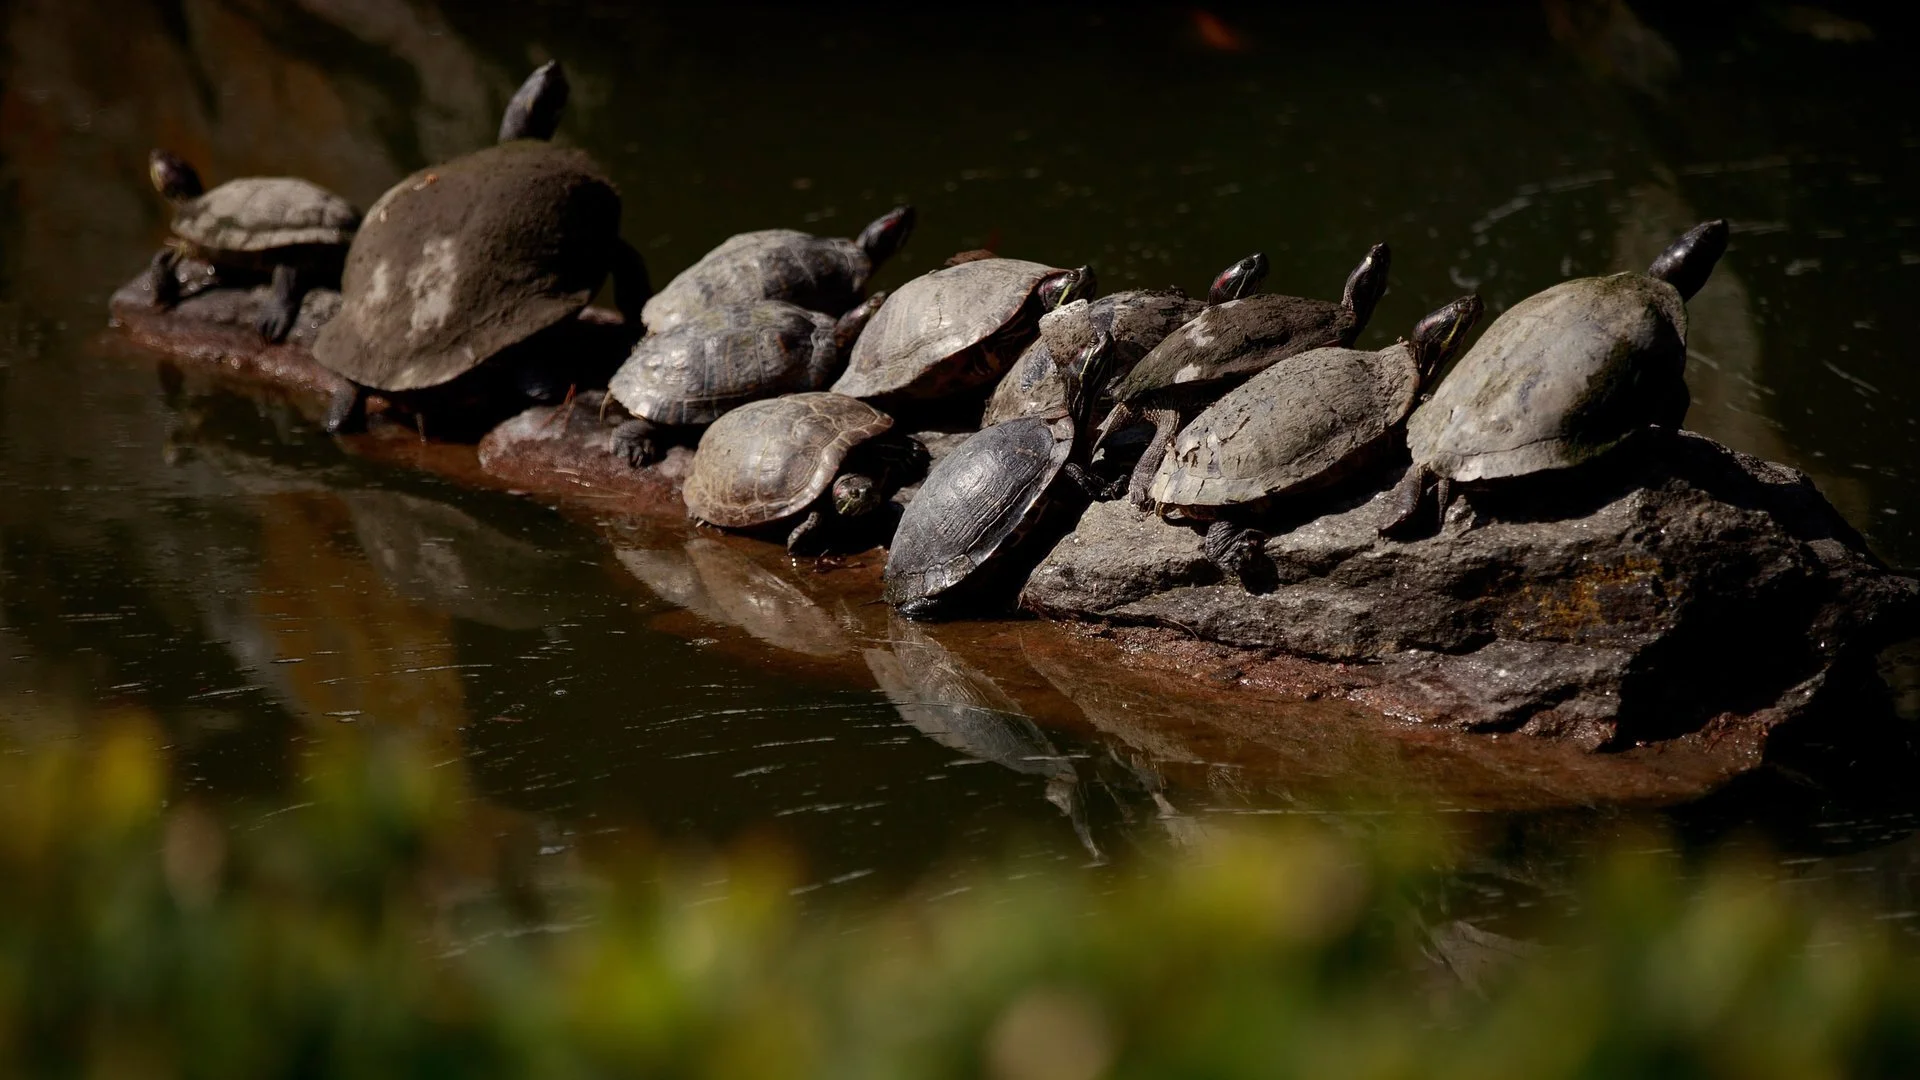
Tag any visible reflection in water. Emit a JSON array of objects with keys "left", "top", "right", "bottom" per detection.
[
  {"left": 865, "top": 617, "right": 1103, "bottom": 863},
  {"left": 616, "top": 538, "right": 851, "bottom": 657},
  {"left": 343, "top": 489, "right": 588, "bottom": 630},
  {"left": 252, "top": 493, "right": 466, "bottom": 738}
]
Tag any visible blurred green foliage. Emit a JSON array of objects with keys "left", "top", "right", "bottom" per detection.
[{"left": 1, "top": 720, "right": 1916, "bottom": 1079}]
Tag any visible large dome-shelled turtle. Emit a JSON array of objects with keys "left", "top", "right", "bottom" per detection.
[
  {"left": 1383, "top": 220, "right": 1730, "bottom": 534},
  {"left": 311, "top": 61, "right": 650, "bottom": 433}
]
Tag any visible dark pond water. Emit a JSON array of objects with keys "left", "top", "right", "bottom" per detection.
[{"left": 1, "top": 3, "right": 1917, "bottom": 917}]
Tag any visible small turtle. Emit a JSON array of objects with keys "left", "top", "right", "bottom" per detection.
[
  {"left": 641, "top": 207, "right": 915, "bottom": 332},
  {"left": 1382, "top": 221, "right": 1730, "bottom": 534},
  {"left": 682, "top": 392, "right": 929, "bottom": 554},
  {"left": 982, "top": 253, "right": 1269, "bottom": 426},
  {"left": 606, "top": 293, "right": 885, "bottom": 465},
  {"left": 1100, "top": 242, "right": 1391, "bottom": 508},
  {"left": 142, "top": 151, "right": 360, "bottom": 342},
  {"left": 1150, "top": 295, "right": 1483, "bottom": 581},
  {"left": 829, "top": 257, "right": 1095, "bottom": 406},
  {"left": 313, "top": 62, "right": 650, "bottom": 432},
  {"left": 883, "top": 330, "right": 1117, "bottom": 618}
]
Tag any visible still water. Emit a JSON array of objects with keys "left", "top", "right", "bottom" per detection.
[{"left": 1, "top": 4, "right": 1917, "bottom": 913}]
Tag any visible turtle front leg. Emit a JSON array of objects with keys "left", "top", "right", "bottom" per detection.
[
  {"left": 610, "top": 417, "right": 665, "bottom": 468},
  {"left": 257, "top": 263, "right": 306, "bottom": 343},
  {"left": 146, "top": 248, "right": 183, "bottom": 309},
  {"left": 1203, "top": 519, "right": 1270, "bottom": 588},
  {"left": 1125, "top": 407, "right": 1182, "bottom": 511},
  {"left": 785, "top": 510, "right": 827, "bottom": 556},
  {"left": 321, "top": 378, "right": 364, "bottom": 434},
  {"left": 1062, "top": 462, "right": 1110, "bottom": 499},
  {"left": 1379, "top": 465, "right": 1433, "bottom": 538}
]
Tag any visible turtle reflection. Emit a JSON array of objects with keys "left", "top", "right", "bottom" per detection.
[
  {"left": 864, "top": 616, "right": 1103, "bottom": 862},
  {"left": 615, "top": 538, "right": 851, "bottom": 658},
  {"left": 341, "top": 490, "right": 593, "bottom": 630}
]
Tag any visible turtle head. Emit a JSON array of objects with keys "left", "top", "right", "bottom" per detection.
[
  {"left": 1065, "top": 328, "right": 1118, "bottom": 428},
  {"left": 1647, "top": 219, "right": 1729, "bottom": 302},
  {"left": 1037, "top": 265, "right": 1098, "bottom": 312},
  {"left": 856, "top": 206, "right": 916, "bottom": 267},
  {"left": 1207, "top": 252, "right": 1269, "bottom": 305},
  {"left": 831, "top": 473, "right": 881, "bottom": 518},
  {"left": 498, "top": 60, "right": 569, "bottom": 143},
  {"left": 1408, "top": 294, "right": 1483, "bottom": 384},
  {"left": 1340, "top": 241, "right": 1392, "bottom": 334},
  {"left": 148, "top": 149, "right": 204, "bottom": 202},
  {"left": 832, "top": 291, "right": 887, "bottom": 354}
]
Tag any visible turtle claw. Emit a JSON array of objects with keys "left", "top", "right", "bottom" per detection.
[
  {"left": 258, "top": 263, "right": 304, "bottom": 343},
  {"left": 609, "top": 419, "right": 661, "bottom": 468},
  {"left": 322, "top": 384, "right": 363, "bottom": 434},
  {"left": 256, "top": 305, "right": 296, "bottom": 344}
]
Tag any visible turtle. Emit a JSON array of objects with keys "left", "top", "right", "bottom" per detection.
[
  {"left": 641, "top": 206, "right": 916, "bottom": 332},
  {"left": 606, "top": 293, "right": 885, "bottom": 465},
  {"left": 883, "top": 329, "right": 1117, "bottom": 619},
  {"left": 1098, "top": 242, "right": 1392, "bottom": 509},
  {"left": 312, "top": 61, "right": 651, "bottom": 432},
  {"left": 1381, "top": 220, "right": 1730, "bottom": 535},
  {"left": 1148, "top": 295, "right": 1483, "bottom": 581},
  {"left": 682, "top": 392, "right": 930, "bottom": 554},
  {"left": 829, "top": 257, "right": 1096, "bottom": 406},
  {"left": 981, "top": 252, "right": 1270, "bottom": 426},
  {"left": 141, "top": 150, "right": 360, "bottom": 343}
]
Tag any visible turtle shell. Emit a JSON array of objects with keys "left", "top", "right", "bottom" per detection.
[
  {"left": 1110, "top": 292, "right": 1355, "bottom": 408},
  {"left": 1149, "top": 343, "right": 1420, "bottom": 510},
  {"left": 683, "top": 392, "right": 893, "bottom": 528},
  {"left": 1407, "top": 272, "right": 1686, "bottom": 484},
  {"left": 312, "top": 142, "right": 622, "bottom": 392},
  {"left": 831, "top": 258, "right": 1059, "bottom": 402},
  {"left": 882, "top": 413, "right": 1075, "bottom": 610},
  {"left": 609, "top": 301, "right": 840, "bottom": 427},
  {"left": 641, "top": 229, "right": 872, "bottom": 332},
  {"left": 984, "top": 290, "right": 1202, "bottom": 425},
  {"left": 172, "top": 178, "right": 359, "bottom": 254}
]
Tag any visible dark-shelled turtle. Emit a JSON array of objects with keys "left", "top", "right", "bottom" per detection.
[
  {"left": 641, "top": 207, "right": 915, "bottom": 332},
  {"left": 883, "top": 331, "right": 1116, "bottom": 618},
  {"left": 829, "top": 257, "right": 1095, "bottom": 406},
  {"left": 682, "top": 392, "right": 929, "bottom": 554},
  {"left": 982, "top": 253, "right": 1269, "bottom": 426},
  {"left": 606, "top": 294, "right": 884, "bottom": 465},
  {"left": 1100, "top": 242, "right": 1391, "bottom": 508},
  {"left": 141, "top": 151, "right": 360, "bottom": 342},
  {"left": 1383, "top": 220, "right": 1730, "bottom": 534},
  {"left": 1150, "top": 296, "right": 1482, "bottom": 580},
  {"left": 312, "top": 61, "right": 650, "bottom": 432}
]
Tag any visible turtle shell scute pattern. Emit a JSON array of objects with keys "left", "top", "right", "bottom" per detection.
[{"left": 684, "top": 392, "right": 893, "bottom": 528}]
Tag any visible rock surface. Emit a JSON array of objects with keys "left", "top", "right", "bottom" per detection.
[
  {"left": 477, "top": 391, "right": 693, "bottom": 516},
  {"left": 1024, "top": 432, "right": 1918, "bottom": 748}
]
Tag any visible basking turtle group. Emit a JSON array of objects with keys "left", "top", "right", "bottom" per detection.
[{"left": 121, "top": 59, "right": 1738, "bottom": 624}]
